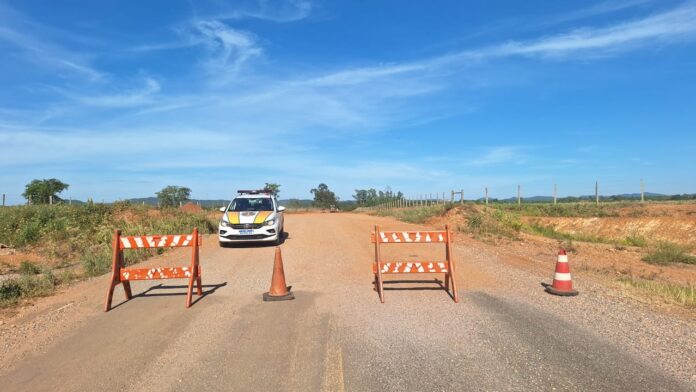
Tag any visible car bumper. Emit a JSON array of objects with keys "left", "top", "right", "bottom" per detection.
[{"left": 218, "top": 226, "right": 279, "bottom": 242}]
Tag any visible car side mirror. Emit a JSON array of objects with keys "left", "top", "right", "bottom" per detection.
[
  {"left": 219, "top": 206, "right": 227, "bottom": 212},
  {"left": 277, "top": 206, "right": 286, "bottom": 212}
]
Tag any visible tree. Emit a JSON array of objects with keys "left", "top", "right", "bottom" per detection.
[
  {"left": 353, "top": 186, "right": 404, "bottom": 206},
  {"left": 264, "top": 183, "right": 281, "bottom": 197},
  {"left": 310, "top": 183, "right": 338, "bottom": 208},
  {"left": 23, "top": 179, "right": 69, "bottom": 204},
  {"left": 156, "top": 185, "right": 191, "bottom": 208}
]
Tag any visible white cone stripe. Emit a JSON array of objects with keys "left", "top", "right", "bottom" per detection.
[
  {"left": 554, "top": 273, "right": 572, "bottom": 281},
  {"left": 558, "top": 255, "right": 568, "bottom": 263}
]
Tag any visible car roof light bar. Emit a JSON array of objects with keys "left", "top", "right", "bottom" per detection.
[{"left": 237, "top": 189, "right": 273, "bottom": 195}]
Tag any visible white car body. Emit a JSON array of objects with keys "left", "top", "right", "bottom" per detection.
[{"left": 218, "top": 192, "right": 285, "bottom": 245}]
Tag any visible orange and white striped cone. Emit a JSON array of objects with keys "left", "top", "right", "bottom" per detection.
[{"left": 545, "top": 249, "right": 579, "bottom": 296}]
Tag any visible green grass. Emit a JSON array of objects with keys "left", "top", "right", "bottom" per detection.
[
  {"left": 524, "top": 223, "right": 606, "bottom": 243},
  {"left": 621, "top": 234, "right": 648, "bottom": 248},
  {"left": 18, "top": 260, "right": 42, "bottom": 275},
  {"left": 0, "top": 271, "right": 56, "bottom": 307},
  {"left": 642, "top": 242, "right": 696, "bottom": 265},
  {"left": 463, "top": 208, "right": 523, "bottom": 239},
  {"left": 618, "top": 276, "right": 696, "bottom": 309},
  {"left": 0, "top": 203, "right": 217, "bottom": 306},
  {"left": 488, "top": 202, "right": 623, "bottom": 218},
  {"left": 373, "top": 205, "right": 448, "bottom": 224}
]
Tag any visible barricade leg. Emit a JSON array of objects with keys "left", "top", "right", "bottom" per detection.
[
  {"left": 123, "top": 281, "right": 133, "bottom": 299},
  {"left": 105, "top": 230, "right": 124, "bottom": 312},
  {"left": 105, "top": 280, "right": 117, "bottom": 312},
  {"left": 376, "top": 273, "right": 384, "bottom": 303},
  {"left": 186, "top": 274, "right": 195, "bottom": 308},
  {"left": 446, "top": 225, "right": 459, "bottom": 303},
  {"left": 445, "top": 273, "right": 450, "bottom": 291},
  {"left": 196, "top": 273, "right": 203, "bottom": 296}
]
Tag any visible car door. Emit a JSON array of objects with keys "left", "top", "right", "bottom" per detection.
[{"left": 275, "top": 197, "right": 284, "bottom": 228}]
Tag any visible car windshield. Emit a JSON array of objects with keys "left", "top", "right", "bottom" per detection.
[{"left": 229, "top": 197, "right": 274, "bottom": 212}]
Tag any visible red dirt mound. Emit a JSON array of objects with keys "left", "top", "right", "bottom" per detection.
[{"left": 180, "top": 202, "right": 203, "bottom": 213}]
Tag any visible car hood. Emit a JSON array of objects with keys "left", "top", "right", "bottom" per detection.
[{"left": 224, "top": 211, "right": 275, "bottom": 224}]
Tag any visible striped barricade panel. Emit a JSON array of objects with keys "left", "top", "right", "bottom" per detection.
[
  {"left": 371, "top": 231, "right": 448, "bottom": 243},
  {"left": 372, "top": 261, "right": 449, "bottom": 274},
  {"left": 372, "top": 224, "right": 458, "bottom": 304},
  {"left": 120, "top": 266, "right": 202, "bottom": 281},
  {"left": 104, "top": 228, "right": 203, "bottom": 312},
  {"left": 119, "top": 234, "right": 203, "bottom": 249}
]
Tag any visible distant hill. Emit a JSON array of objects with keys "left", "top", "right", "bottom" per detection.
[
  {"left": 56, "top": 192, "right": 694, "bottom": 207},
  {"left": 478, "top": 192, "right": 696, "bottom": 203}
]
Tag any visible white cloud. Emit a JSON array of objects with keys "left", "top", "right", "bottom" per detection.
[
  {"left": 469, "top": 146, "right": 531, "bottom": 166},
  {"left": 71, "top": 78, "right": 161, "bottom": 108},
  {"left": 490, "top": 3, "right": 696, "bottom": 58},
  {"left": 0, "top": 25, "right": 103, "bottom": 81},
  {"left": 194, "top": 20, "right": 262, "bottom": 75},
  {"left": 207, "top": 0, "right": 312, "bottom": 23}
]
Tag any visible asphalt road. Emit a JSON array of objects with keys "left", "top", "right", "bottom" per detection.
[{"left": 0, "top": 213, "right": 691, "bottom": 391}]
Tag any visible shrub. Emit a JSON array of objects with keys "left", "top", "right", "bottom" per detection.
[
  {"left": 18, "top": 260, "right": 42, "bottom": 275},
  {"left": 0, "top": 272, "right": 55, "bottom": 307},
  {"left": 462, "top": 208, "right": 522, "bottom": 238},
  {"left": 642, "top": 243, "right": 696, "bottom": 265},
  {"left": 81, "top": 246, "right": 113, "bottom": 277},
  {"left": 622, "top": 234, "right": 647, "bottom": 248},
  {"left": 0, "top": 280, "right": 22, "bottom": 305}
]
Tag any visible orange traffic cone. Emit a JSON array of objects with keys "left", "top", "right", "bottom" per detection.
[
  {"left": 263, "top": 247, "right": 295, "bottom": 301},
  {"left": 545, "top": 249, "right": 579, "bottom": 296}
]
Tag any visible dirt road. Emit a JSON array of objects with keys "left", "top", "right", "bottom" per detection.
[{"left": 1, "top": 213, "right": 693, "bottom": 391}]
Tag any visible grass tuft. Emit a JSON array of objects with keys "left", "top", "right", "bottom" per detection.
[
  {"left": 618, "top": 276, "right": 696, "bottom": 309},
  {"left": 18, "top": 260, "right": 42, "bottom": 275},
  {"left": 642, "top": 242, "right": 696, "bottom": 265}
]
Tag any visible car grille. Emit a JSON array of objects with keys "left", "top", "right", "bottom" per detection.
[{"left": 231, "top": 223, "right": 263, "bottom": 229}]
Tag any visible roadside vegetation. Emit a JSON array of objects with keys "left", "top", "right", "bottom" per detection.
[
  {"left": 618, "top": 276, "right": 696, "bottom": 309},
  {"left": 373, "top": 205, "right": 451, "bottom": 224},
  {"left": 642, "top": 242, "right": 696, "bottom": 265},
  {"left": 487, "top": 202, "right": 625, "bottom": 218},
  {"left": 0, "top": 202, "right": 216, "bottom": 307}
]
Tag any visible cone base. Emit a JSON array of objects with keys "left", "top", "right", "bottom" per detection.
[
  {"left": 545, "top": 286, "right": 579, "bottom": 296},
  {"left": 263, "top": 289, "right": 295, "bottom": 302}
]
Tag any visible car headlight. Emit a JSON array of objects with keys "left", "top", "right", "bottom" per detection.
[
  {"left": 264, "top": 219, "right": 275, "bottom": 227},
  {"left": 220, "top": 220, "right": 231, "bottom": 227}
]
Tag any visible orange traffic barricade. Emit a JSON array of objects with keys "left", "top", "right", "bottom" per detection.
[
  {"left": 104, "top": 228, "right": 203, "bottom": 311},
  {"left": 371, "top": 224, "right": 458, "bottom": 303}
]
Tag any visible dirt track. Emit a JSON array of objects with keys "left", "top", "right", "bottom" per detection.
[{"left": 0, "top": 213, "right": 694, "bottom": 391}]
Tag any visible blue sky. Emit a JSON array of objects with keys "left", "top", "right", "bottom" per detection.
[{"left": 1, "top": 0, "right": 695, "bottom": 203}]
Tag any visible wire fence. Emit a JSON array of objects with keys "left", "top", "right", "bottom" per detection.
[{"left": 361, "top": 182, "right": 658, "bottom": 211}]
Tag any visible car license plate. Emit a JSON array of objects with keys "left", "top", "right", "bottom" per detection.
[{"left": 239, "top": 229, "right": 254, "bottom": 235}]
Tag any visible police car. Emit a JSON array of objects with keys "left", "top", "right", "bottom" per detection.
[{"left": 218, "top": 190, "right": 285, "bottom": 246}]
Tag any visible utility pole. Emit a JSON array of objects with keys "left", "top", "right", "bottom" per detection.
[
  {"left": 485, "top": 187, "right": 489, "bottom": 205},
  {"left": 2, "top": 194, "right": 5, "bottom": 207},
  {"left": 595, "top": 181, "right": 599, "bottom": 206},
  {"left": 49, "top": 195, "right": 53, "bottom": 205},
  {"left": 517, "top": 185, "right": 521, "bottom": 206},
  {"left": 553, "top": 184, "right": 557, "bottom": 205},
  {"left": 640, "top": 179, "right": 645, "bottom": 203},
  {"left": 460, "top": 189, "right": 464, "bottom": 204}
]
